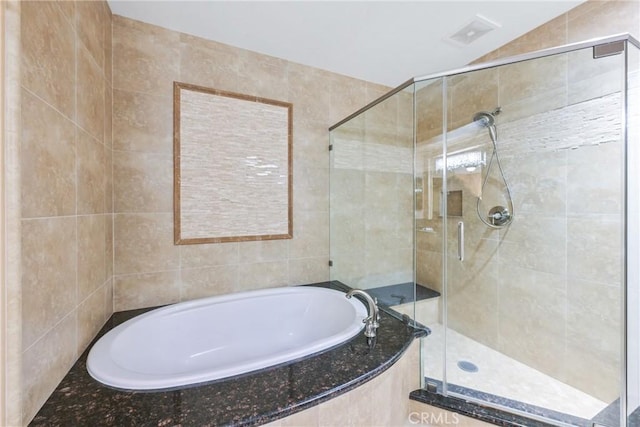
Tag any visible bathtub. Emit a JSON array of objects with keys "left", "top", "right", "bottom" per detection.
[{"left": 87, "top": 286, "right": 368, "bottom": 390}]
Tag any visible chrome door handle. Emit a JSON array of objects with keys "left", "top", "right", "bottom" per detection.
[{"left": 458, "top": 221, "right": 464, "bottom": 261}]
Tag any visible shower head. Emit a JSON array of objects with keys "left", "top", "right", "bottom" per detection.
[
  {"left": 473, "top": 107, "right": 501, "bottom": 128},
  {"left": 473, "top": 111, "right": 495, "bottom": 128}
]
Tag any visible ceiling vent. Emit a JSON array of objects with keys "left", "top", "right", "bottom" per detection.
[{"left": 446, "top": 14, "right": 501, "bottom": 47}]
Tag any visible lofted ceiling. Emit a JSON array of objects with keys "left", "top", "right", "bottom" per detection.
[{"left": 107, "top": 1, "right": 586, "bottom": 87}]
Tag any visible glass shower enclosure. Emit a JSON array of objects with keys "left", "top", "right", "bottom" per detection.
[{"left": 329, "top": 34, "right": 640, "bottom": 427}]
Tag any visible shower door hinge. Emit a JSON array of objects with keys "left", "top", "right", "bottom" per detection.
[
  {"left": 328, "top": 260, "right": 333, "bottom": 267},
  {"left": 593, "top": 40, "right": 625, "bottom": 59},
  {"left": 328, "top": 144, "right": 333, "bottom": 151}
]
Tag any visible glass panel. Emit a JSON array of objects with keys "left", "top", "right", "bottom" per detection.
[
  {"left": 329, "top": 87, "right": 415, "bottom": 313},
  {"left": 442, "top": 45, "right": 625, "bottom": 426},
  {"left": 627, "top": 40, "right": 640, "bottom": 427},
  {"left": 414, "top": 76, "right": 445, "bottom": 389}
]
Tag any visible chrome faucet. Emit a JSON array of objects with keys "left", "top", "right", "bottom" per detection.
[{"left": 346, "top": 289, "right": 380, "bottom": 338}]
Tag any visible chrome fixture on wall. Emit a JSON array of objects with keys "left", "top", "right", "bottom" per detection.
[
  {"left": 474, "top": 107, "right": 514, "bottom": 228},
  {"left": 346, "top": 289, "right": 380, "bottom": 338}
]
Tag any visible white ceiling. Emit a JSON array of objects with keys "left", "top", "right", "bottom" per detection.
[{"left": 108, "top": 0, "right": 586, "bottom": 87}]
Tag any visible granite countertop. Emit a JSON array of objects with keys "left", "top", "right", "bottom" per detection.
[{"left": 30, "top": 282, "right": 427, "bottom": 427}]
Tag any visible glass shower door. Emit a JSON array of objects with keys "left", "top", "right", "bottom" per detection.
[{"left": 441, "top": 45, "right": 626, "bottom": 426}]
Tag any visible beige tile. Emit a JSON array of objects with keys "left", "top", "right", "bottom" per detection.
[
  {"left": 566, "top": 277, "right": 621, "bottom": 398},
  {"left": 54, "top": 0, "right": 76, "bottom": 25},
  {"left": 21, "top": 89, "right": 76, "bottom": 218},
  {"left": 112, "top": 15, "right": 180, "bottom": 97},
  {"left": 501, "top": 150, "right": 567, "bottom": 216},
  {"left": 329, "top": 73, "right": 369, "bottom": 125},
  {"left": 330, "top": 169, "right": 365, "bottom": 215},
  {"left": 317, "top": 392, "right": 351, "bottom": 427},
  {"left": 104, "top": 277, "right": 114, "bottom": 319},
  {"left": 568, "top": 47, "right": 625, "bottom": 104},
  {"left": 288, "top": 257, "right": 329, "bottom": 286},
  {"left": 502, "top": 14, "right": 567, "bottom": 58},
  {"left": 105, "top": 214, "right": 114, "bottom": 279},
  {"left": 114, "top": 213, "right": 180, "bottom": 275},
  {"left": 289, "top": 211, "right": 329, "bottom": 259},
  {"left": 238, "top": 239, "right": 289, "bottom": 262},
  {"left": 78, "top": 215, "right": 106, "bottom": 301},
  {"left": 112, "top": 89, "right": 173, "bottom": 153},
  {"left": 569, "top": 0, "right": 640, "bottom": 43},
  {"left": 237, "top": 261, "right": 289, "bottom": 291},
  {"left": 294, "top": 166, "right": 329, "bottom": 212},
  {"left": 105, "top": 144, "right": 113, "bottom": 212},
  {"left": 238, "top": 49, "right": 289, "bottom": 101},
  {"left": 498, "top": 214, "right": 567, "bottom": 275},
  {"left": 113, "top": 150, "right": 173, "bottom": 213},
  {"left": 347, "top": 376, "right": 376, "bottom": 426},
  {"left": 104, "top": 84, "right": 113, "bottom": 148},
  {"left": 77, "top": 128, "right": 106, "bottom": 214},
  {"left": 77, "top": 45, "right": 105, "bottom": 142},
  {"left": 22, "top": 217, "right": 77, "bottom": 350},
  {"left": 567, "top": 142, "right": 622, "bottom": 215},
  {"left": 21, "top": 1, "right": 75, "bottom": 119},
  {"left": 281, "top": 404, "right": 319, "bottom": 427},
  {"left": 114, "top": 271, "right": 180, "bottom": 311},
  {"left": 415, "top": 79, "right": 444, "bottom": 142},
  {"left": 180, "top": 242, "right": 239, "bottom": 269},
  {"left": 567, "top": 215, "right": 622, "bottom": 284},
  {"left": 76, "top": 0, "right": 106, "bottom": 72},
  {"left": 448, "top": 68, "right": 499, "bottom": 131},
  {"left": 77, "top": 285, "right": 108, "bottom": 354},
  {"left": 416, "top": 250, "right": 442, "bottom": 292},
  {"left": 179, "top": 33, "right": 239, "bottom": 92},
  {"left": 294, "top": 121, "right": 331, "bottom": 171},
  {"left": 447, "top": 245, "right": 499, "bottom": 347},
  {"left": 498, "top": 54, "right": 568, "bottom": 119},
  {"left": 497, "top": 265, "right": 567, "bottom": 379},
  {"left": 180, "top": 265, "right": 238, "bottom": 301},
  {"left": 104, "top": 3, "right": 113, "bottom": 79},
  {"left": 22, "top": 313, "right": 77, "bottom": 426},
  {"left": 288, "top": 62, "right": 330, "bottom": 125}
]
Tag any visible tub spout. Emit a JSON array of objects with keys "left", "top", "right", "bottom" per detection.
[{"left": 346, "top": 289, "right": 379, "bottom": 338}]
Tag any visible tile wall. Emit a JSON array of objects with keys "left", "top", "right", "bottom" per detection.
[
  {"left": 4, "top": 1, "right": 22, "bottom": 426},
  {"left": 18, "top": 1, "right": 113, "bottom": 423},
  {"left": 416, "top": 0, "right": 640, "bottom": 403},
  {"left": 330, "top": 89, "right": 414, "bottom": 290},
  {"left": 111, "top": 16, "right": 389, "bottom": 311},
  {"left": 261, "top": 340, "right": 420, "bottom": 427}
]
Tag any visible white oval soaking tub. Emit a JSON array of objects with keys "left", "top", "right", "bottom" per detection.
[{"left": 87, "top": 286, "right": 368, "bottom": 390}]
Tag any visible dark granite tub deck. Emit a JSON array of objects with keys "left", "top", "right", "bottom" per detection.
[{"left": 30, "top": 281, "right": 427, "bottom": 427}]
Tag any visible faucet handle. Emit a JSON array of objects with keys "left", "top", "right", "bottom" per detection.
[{"left": 346, "top": 289, "right": 380, "bottom": 338}]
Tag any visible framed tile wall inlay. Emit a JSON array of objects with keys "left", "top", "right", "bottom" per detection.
[{"left": 173, "top": 82, "right": 293, "bottom": 244}]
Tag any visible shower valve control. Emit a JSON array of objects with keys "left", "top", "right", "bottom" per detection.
[{"left": 488, "top": 206, "right": 512, "bottom": 227}]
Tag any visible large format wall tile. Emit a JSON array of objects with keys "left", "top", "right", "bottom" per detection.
[
  {"left": 21, "top": 1, "right": 75, "bottom": 119},
  {"left": 77, "top": 128, "right": 106, "bottom": 214},
  {"left": 76, "top": 0, "right": 106, "bottom": 71},
  {"left": 77, "top": 215, "right": 106, "bottom": 301},
  {"left": 112, "top": 15, "right": 180, "bottom": 98},
  {"left": 114, "top": 213, "right": 180, "bottom": 275},
  {"left": 114, "top": 271, "right": 180, "bottom": 311},
  {"left": 77, "top": 46, "right": 105, "bottom": 142},
  {"left": 21, "top": 217, "right": 77, "bottom": 351},
  {"left": 22, "top": 313, "right": 77, "bottom": 425},
  {"left": 19, "top": 1, "right": 113, "bottom": 424},
  {"left": 113, "top": 150, "right": 173, "bottom": 213},
  {"left": 21, "top": 90, "right": 76, "bottom": 218},
  {"left": 112, "top": 89, "right": 173, "bottom": 153}
]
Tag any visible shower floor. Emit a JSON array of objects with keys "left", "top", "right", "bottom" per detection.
[{"left": 422, "top": 324, "right": 608, "bottom": 422}]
